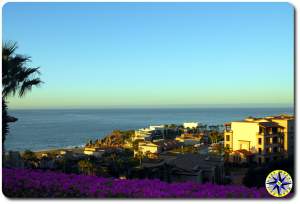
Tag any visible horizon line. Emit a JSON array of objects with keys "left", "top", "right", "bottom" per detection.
[{"left": 8, "top": 103, "right": 294, "bottom": 110}]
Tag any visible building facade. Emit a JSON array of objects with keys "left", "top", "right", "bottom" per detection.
[
  {"left": 224, "top": 115, "right": 294, "bottom": 164},
  {"left": 83, "top": 147, "right": 104, "bottom": 158},
  {"left": 183, "top": 122, "right": 199, "bottom": 129},
  {"left": 133, "top": 125, "right": 166, "bottom": 141}
]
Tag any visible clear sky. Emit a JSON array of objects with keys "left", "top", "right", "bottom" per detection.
[{"left": 3, "top": 2, "right": 294, "bottom": 109}]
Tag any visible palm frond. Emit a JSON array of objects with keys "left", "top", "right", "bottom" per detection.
[
  {"left": 19, "top": 78, "right": 43, "bottom": 97},
  {"left": 2, "top": 41, "right": 18, "bottom": 59},
  {"left": 17, "top": 67, "right": 41, "bottom": 82},
  {"left": 2, "top": 41, "right": 42, "bottom": 98}
]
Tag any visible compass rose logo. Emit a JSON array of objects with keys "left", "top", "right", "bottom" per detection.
[{"left": 265, "top": 170, "right": 293, "bottom": 197}]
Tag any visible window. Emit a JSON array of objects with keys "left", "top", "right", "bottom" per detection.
[
  {"left": 258, "top": 148, "right": 262, "bottom": 154},
  {"left": 273, "top": 137, "right": 278, "bottom": 144},
  {"left": 258, "top": 138, "right": 262, "bottom": 145},
  {"left": 267, "top": 128, "right": 272, "bottom": 135},
  {"left": 226, "top": 135, "right": 230, "bottom": 141},
  {"left": 273, "top": 147, "right": 278, "bottom": 153}
]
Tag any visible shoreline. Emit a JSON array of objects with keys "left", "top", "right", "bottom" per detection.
[
  {"left": 33, "top": 147, "right": 85, "bottom": 157},
  {"left": 15, "top": 145, "right": 85, "bottom": 156},
  {"left": 33, "top": 144, "right": 85, "bottom": 152}
]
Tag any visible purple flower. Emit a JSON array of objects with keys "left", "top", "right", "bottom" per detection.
[{"left": 2, "top": 168, "right": 279, "bottom": 198}]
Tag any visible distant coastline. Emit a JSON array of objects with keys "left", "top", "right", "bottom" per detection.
[{"left": 6, "top": 107, "right": 293, "bottom": 152}]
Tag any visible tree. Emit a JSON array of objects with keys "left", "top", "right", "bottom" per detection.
[
  {"left": 22, "top": 149, "right": 37, "bottom": 161},
  {"left": 209, "top": 131, "right": 219, "bottom": 144},
  {"left": 2, "top": 42, "right": 42, "bottom": 156},
  {"left": 2, "top": 100, "right": 8, "bottom": 154},
  {"left": 22, "top": 149, "right": 38, "bottom": 168},
  {"left": 135, "top": 150, "right": 144, "bottom": 167},
  {"left": 78, "top": 160, "right": 94, "bottom": 175}
]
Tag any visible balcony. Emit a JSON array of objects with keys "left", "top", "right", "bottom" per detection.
[
  {"left": 257, "top": 132, "right": 284, "bottom": 137},
  {"left": 265, "top": 144, "right": 283, "bottom": 150}
]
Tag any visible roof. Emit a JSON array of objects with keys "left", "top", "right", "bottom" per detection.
[
  {"left": 270, "top": 114, "right": 294, "bottom": 120},
  {"left": 166, "top": 154, "right": 223, "bottom": 172},
  {"left": 139, "top": 142, "right": 158, "bottom": 147},
  {"left": 228, "top": 115, "right": 294, "bottom": 124},
  {"left": 259, "top": 122, "right": 283, "bottom": 128}
]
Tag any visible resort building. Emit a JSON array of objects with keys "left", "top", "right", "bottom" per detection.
[
  {"left": 135, "top": 141, "right": 162, "bottom": 156},
  {"left": 133, "top": 128, "right": 152, "bottom": 141},
  {"left": 267, "top": 115, "right": 294, "bottom": 156},
  {"left": 83, "top": 147, "right": 104, "bottom": 158},
  {"left": 183, "top": 122, "right": 199, "bottom": 129},
  {"left": 133, "top": 125, "right": 166, "bottom": 141},
  {"left": 224, "top": 115, "right": 294, "bottom": 164},
  {"left": 134, "top": 140, "right": 180, "bottom": 157}
]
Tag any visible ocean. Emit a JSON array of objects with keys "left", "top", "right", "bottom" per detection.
[{"left": 6, "top": 107, "right": 293, "bottom": 151}]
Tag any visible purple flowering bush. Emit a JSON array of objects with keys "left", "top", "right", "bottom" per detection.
[{"left": 3, "top": 168, "right": 278, "bottom": 198}]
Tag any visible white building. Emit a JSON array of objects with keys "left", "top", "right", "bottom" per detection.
[
  {"left": 133, "top": 125, "right": 166, "bottom": 141},
  {"left": 133, "top": 128, "right": 153, "bottom": 141},
  {"left": 83, "top": 147, "right": 104, "bottom": 158},
  {"left": 149, "top": 125, "right": 165, "bottom": 131},
  {"left": 140, "top": 142, "right": 162, "bottom": 154},
  {"left": 183, "top": 122, "right": 199, "bottom": 129}
]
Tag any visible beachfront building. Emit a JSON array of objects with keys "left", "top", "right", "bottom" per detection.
[
  {"left": 182, "top": 122, "right": 201, "bottom": 135},
  {"left": 133, "top": 125, "right": 166, "bottom": 141},
  {"left": 183, "top": 122, "right": 199, "bottom": 129},
  {"left": 224, "top": 115, "right": 294, "bottom": 164},
  {"left": 133, "top": 128, "right": 152, "bottom": 141},
  {"left": 83, "top": 147, "right": 104, "bottom": 158}
]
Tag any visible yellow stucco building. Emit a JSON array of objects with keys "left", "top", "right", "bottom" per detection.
[{"left": 224, "top": 115, "right": 294, "bottom": 164}]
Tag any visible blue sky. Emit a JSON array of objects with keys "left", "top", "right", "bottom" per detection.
[{"left": 3, "top": 2, "right": 294, "bottom": 109}]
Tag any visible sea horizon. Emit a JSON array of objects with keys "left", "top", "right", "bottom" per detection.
[{"left": 8, "top": 104, "right": 294, "bottom": 111}]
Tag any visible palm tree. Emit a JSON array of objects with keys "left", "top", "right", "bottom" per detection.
[
  {"left": 135, "top": 150, "right": 144, "bottom": 167},
  {"left": 2, "top": 41, "right": 42, "bottom": 156}
]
